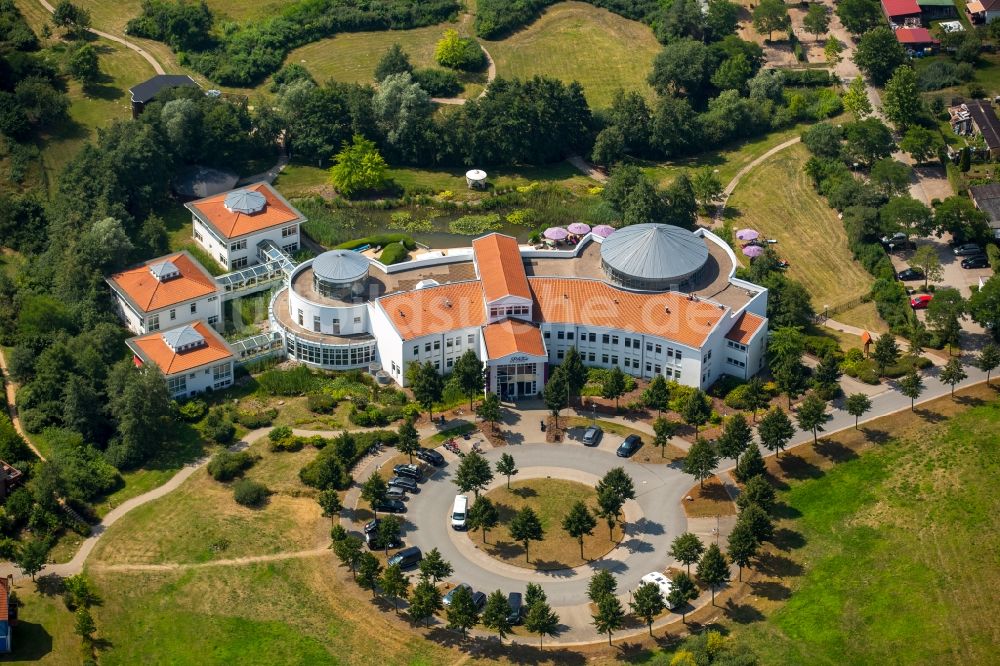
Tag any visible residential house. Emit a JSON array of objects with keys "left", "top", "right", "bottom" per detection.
[
  {"left": 0, "top": 574, "right": 15, "bottom": 653},
  {"left": 128, "top": 74, "right": 198, "bottom": 118},
  {"left": 186, "top": 183, "right": 306, "bottom": 272},
  {"left": 966, "top": 0, "right": 1000, "bottom": 23},
  {"left": 894, "top": 27, "right": 940, "bottom": 51},
  {"left": 916, "top": 0, "right": 957, "bottom": 20},
  {"left": 882, "top": 0, "right": 922, "bottom": 24},
  {"left": 968, "top": 183, "right": 1000, "bottom": 239},
  {"left": 126, "top": 321, "right": 236, "bottom": 398},
  {"left": 950, "top": 100, "right": 1000, "bottom": 158},
  {"left": 106, "top": 251, "right": 221, "bottom": 335}
]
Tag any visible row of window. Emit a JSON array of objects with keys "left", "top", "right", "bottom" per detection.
[
  {"left": 412, "top": 334, "right": 476, "bottom": 357},
  {"left": 489, "top": 305, "right": 530, "bottom": 319},
  {"left": 727, "top": 339, "right": 748, "bottom": 352},
  {"left": 297, "top": 310, "right": 363, "bottom": 332},
  {"left": 287, "top": 338, "right": 375, "bottom": 367},
  {"left": 545, "top": 330, "right": 685, "bottom": 361},
  {"left": 281, "top": 225, "right": 298, "bottom": 238},
  {"left": 726, "top": 357, "right": 746, "bottom": 368}
]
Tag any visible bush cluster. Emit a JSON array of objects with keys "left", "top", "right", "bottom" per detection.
[
  {"left": 299, "top": 430, "right": 398, "bottom": 490},
  {"left": 235, "top": 408, "right": 277, "bottom": 429},
  {"left": 256, "top": 365, "right": 323, "bottom": 396},
  {"left": 306, "top": 393, "right": 337, "bottom": 414},
  {"left": 474, "top": 0, "right": 657, "bottom": 39},
  {"left": 335, "top": 233, "right": 416, "bottom": 251},
  {"left": 207, "top": 450, "right": 256, "bottom": 482},
  {"left": 411, "top": 68, "right": 461, "bottom": 97},
  {"left": 233, "top": 479, "right": 268, "bottom": 507},
  {"left": 378, "top": 241, "right": 410, "bottom": 265}
]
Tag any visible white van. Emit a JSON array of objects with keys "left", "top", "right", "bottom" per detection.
[{"left": 451, "top": 495, "right": 468, "bottom": 530}]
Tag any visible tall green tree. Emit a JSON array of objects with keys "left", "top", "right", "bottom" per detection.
[
  {"left": 332, "top": 534, "right": 363, "bottom": 578},
  {"left": 882, "top": 66, "right": 921, "bottom": 130},
  {"left": 596, "top": 467, "right": 636, "bottom": 531},
  {"left": 375, "top": 43, "right": 412, "bottom": 81},
  {"left": 600, "top": 366, "right": 628, "bottom": 410},
  {"left": 684, "top": 437, "right": 720, "bottom": 489},
  {"left": 495, "top": 452, "right": 518, "bottom": 489},
  {"left": 630, "top": 582, "right": 666, "bottom": 636},
  {"left": 939, "top": 357, "right": 967, "bottom": 397},
  {"left": 396, "top": 419, "right": 419, "bottom": 464},
  {"left": 758, "top": 407, "right": 795, "bottom": 458},
  {"left": 328, "top": 134, "right": 388, "bottom": 197},
  {"left": 74, "top": 607, "right": 96, "bottom": 642},
  {"left": 843, "top": 76, "right": 872, "bottom": 120},
  {"left": 899, "top": 368, "right": 925, "bottom": 411},
  {"left": 543, "top": 366, "right": 569, "bottom": 428},
  {"left": 105, "top": 361, "right": 171, "bottom": 469},
  {"left": 454, "top": 451, "right": 494, "bottom": 497},
  {"left": 379, "top": 564, "right": 409, "bottom": 613},
  {"left": 16, "top": 538, "right": 48, "bottom": 580},
  {"left": 692, "top": 167, "right": 723, "bottom": 212},
  {"left": 795, "top": 393, "right": 828, "bottom": 445},
  {"left": 682, "top": 389, "right": 712, "bottom": 433},
  {"left": 668, "top": 572, "right": 699, "bottom": 623},
  {"left": 752, "top": 0, "right": 790, "bottom": 41},
  {"left": 846, "top": 393, "right": 873, "bottom": 429},
  {"left": 524, "top": 596, "right": 560, "bottom": 648},
  {"left": 908, "top": 244, "right": 943, "bottom": 290},
  {"left": 900, "top": 126, "right": 943, "bottom": 164},
  {"left": 409, "top": 576, "right": 443, "bottom": 626},
  {"left": 562, "top": 346, "right": 588, "bottom": 405},
  {"left": 374, "top": 515, "right": 402, "bottom": 555},
  {"left": 418, "top": 547, "right": 453, "bottom": 583},
  {"left": 562, "top": 500, "right": 598, "bottom": 559},
  {"left": 652, "top": 417, "right": 679, "bottom": 458},
  {"left": 854, "top": 26, "right": 907, "bottom": 85},
  {"left": 453, "top": 350, "right": 485, "bottom": 411},
  {"left": 717, "top": 412, "right": 752, "bottom": 459},
  {"left": 837, "top": 0, "right": 882, "bottom": 34},
  {"left": 975, "top": 342, "right": 1000, "bottom": 383},
  {"left": 968, "top": 276, "right": 1000, "bottom": 341},
  {"left": 738, "top": 502, "right": 774, "bottom": 543},
  {"left": 670, "top": 532, "right": 705, "bottom": 575},
  {"left": 476, "top": 391, "right": 502, "bottom": 433},
  {"left": 361, "top": 472, "right": 388, "bottom": 516},
  {"left": 592, "top": 595, "right": 626, "bottom": 646},
  {"left": 736, "top": 474, "right": 776, "bottom": 514},
  {"left": 803, "top": 3, "right": 830, "bottom": 40},
  {"left": 596, "top": 486, "right": 624, "bottom": 541},
  {"left": 357, "top": 552, "right": 383, "bottom": 598},
  {"left": 407, "top": 361, "right": 444, "bottom": 421},
  {"left": 926, "top": 287, "right": 966, "bottom": 354},
  {"left": 67, "top": 43, "right": 100, "bottom": 85},
  {"left": 467, "top": 496, "right": 500, "bottom": 543},
  {"left": 642, "top": 374, "right": 671, "bottom": 415},
  {"left": 696, "top": 542, "right": 730, "bottom": 605},
  {"left": 481, "top": 589, "right": 513, "bottom": 640},
  {"left": 445, "top": 585, "right": 479, "bottom": 637},
  {"left": 743, "top": 376, "right": 770, "bottom": 422},
  {"left": 509, "top": 506, "right": 544, "bottom": 562},
  {"left": 735, "top": 445, "right": 767, "bottom": 482},
  {"left": 873, "top": 333, "right": 900, "bottom": 377},
  {"left": 726, "top": 519, "right": 760, "bottom": 581}
]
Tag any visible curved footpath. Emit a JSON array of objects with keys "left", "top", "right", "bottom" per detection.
[
  {"left": 36, "top": 0, "right": 165, "bottom": 75},
  {"left": 430, "top": 46, "right": 497, "bottom": 105}
]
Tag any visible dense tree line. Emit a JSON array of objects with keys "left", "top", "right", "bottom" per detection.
[{"left": 126, "top": 0, "right": 461, "bottom": 85}]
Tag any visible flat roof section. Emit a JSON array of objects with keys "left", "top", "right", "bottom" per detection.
[
  {"left": 483, "top": 319, "right": 546, "bottom": 359},
  {"left": 271, "top": 289, "right": 376, "bottom": 345},
  {"left": 472, "top": 234, "right": 532, "bottom": 303}
]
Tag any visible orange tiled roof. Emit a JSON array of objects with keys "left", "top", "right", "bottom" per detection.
[
  {"left": 483, "top": 319, "right": 546, "bottom": 359},
  {"left": 724, "top": 311, "right": 766, "bottom": 346},
  {"left": 128, "top": 320, "right": 234, "bottom": 375},
  {"left": 187, "top": 183, "right": 301, "bottom": 239},
  {"left": 529, "top": 277, "right": 726, "bottom": 348},
  {"left": 108, "top": 252, "right": 217, "bottom": 312},
  {"left": 472, "top": 234, "right": 531, "bottom": 302},
  {"left": 379, "top": 281, "right": 485, "bottom": 340},
  {"left": 0, "top": 576, "right": 8, "bottom": 622}
]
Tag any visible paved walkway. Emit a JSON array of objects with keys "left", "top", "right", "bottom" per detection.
[
  {"left": 566, "top": 155, "right": 608, "bottom": 182},
  {"left": 37, "top": 0, "right": 165, "bottom": 75}
]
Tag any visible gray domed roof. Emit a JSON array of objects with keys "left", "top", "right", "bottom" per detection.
[
  {"left": 600, "top": 223, "right": 708, "bottom": 286},
  {"left": 313, "top": 250, "right": 370, "bottom": 284},
  {"left": 224, "top": 189, "right": 267, "bottom": 214}
]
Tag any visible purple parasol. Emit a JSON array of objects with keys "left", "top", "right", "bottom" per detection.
[
  {"left": 543, "top": 226, "right": 568, "bottom": 240},
  {"left": 743, "top": 245, "right": 764, "bottom": 258},
  {"left": 736, "top": 228, "right": 759, "bottom": 241},
  {"left": 592, "top": 224, "right": 615, "bottom": 238},
  {"left": 567, "top": 222, "right": 591, "bottom": 235}
]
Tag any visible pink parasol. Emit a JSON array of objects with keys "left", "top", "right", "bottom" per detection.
[
  {"left": 736, "top": 229, "right": 759, "bottom": 241},
  {"left": 743, "top": 245, "right": 764, "bottom": 258},
  {"left": 592, "top": 224, "right": 615, "bottom": 238},
  {"left": 567, "top": 222, "right": 591, "bottom": 235},
  {"left": 543, "top": 226, "right": 568, "bottom": 240}
]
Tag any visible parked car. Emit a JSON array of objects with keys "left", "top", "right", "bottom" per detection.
[
  {"left": 375, "top": 498, "right": 406, "bottom": 514},
  {"left": 365, "top": 530, "right": 402, "bottom": 550},
  {"left": 616, "top": 434, "right": 641, "bottom": 458},
  {"left": 954, "top": 243, "right": 982, "bottom": 256},
  {"left": 385, "top": 487, "right": 407, "bottom": 502},
  {"left": 881, "top": 232, "right": 912, "bottom": 250},
  {"left": 471, "top": 591, "right": 487, "bottom": 610},
  {"left": 415, "top": 448, "right": 446, "bottom": 466},
  {"left": 896, "top": 267, "right": 924, "bottom": 281},
  {"left": 363, "top": 518, "right": 380, "bottom": 535},
  {"left": 910, "top": 293, "right": 933, "bottom": 309},
  {"left": 961, "top": 254, "right": 990, "bottom": 269},
  {"left": 443, "top": 583, "right": 471, "bottom": 606},
  {"left": 389, "top": 476, "right": 418, "bottom": 493},
  {"left": 582, "top": 425, "right": 603, "bottom": 446},
  {"left": 393, "top": 463, "right": 424, "bottom": 481},
  {"left": 387, "top": 546, "right": 422, "bottom": 569},
  {"left": 507, "top": 592, "right": 523, "bottom": 624}
]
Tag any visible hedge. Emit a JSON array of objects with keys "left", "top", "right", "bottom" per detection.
[
  {"left": 379, "top": 242, "right": 410, "bottom": 265},
  {"left": 335, "top": 234, "right": 416, "bottom": 251},
  {"left": 299, "top": 429, "right": 399, "bottom": 490}
]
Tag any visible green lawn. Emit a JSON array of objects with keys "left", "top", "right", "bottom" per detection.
[
  {"left": 4, "top": 584, "right": 84, "bottom": 666},
  {"left": 734, "top": 395, "right": 1000, "bottom": 665},
  {"left": 726, "top": 142, "right": 878, "bottom": 316},
  {"left": 484, "top": 1, "right": 661, "bottom": 109}
]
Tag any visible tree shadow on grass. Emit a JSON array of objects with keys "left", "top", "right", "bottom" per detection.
[
  {"left": 777, "top": 453, "right": 823, "bottom": 480},
  {"left": 914, "top": 407, "right": 947, "bottom": 424},
  {"left": 771, "top": 501, "right": 801, "bottom": 520},
  {"left": 813, "top": 438, "right": 858, "bottom": 463},
  {"left": 511, "top": 486, "right": 537, "bottom": 499},
  {"left": 861, "top": 427, "right": 890, "bottom": 444},
  {"left": 722, "top": 599, "right": 765, "bottom": 624},
  {"left": 954, "top": 394, "right": 985, "bottom": 407},
  {"left": 11, "top": 622, "right": 53, "bottom": 661},
  {"left": 755, "top": 551, "right": 804, "bottom": 578},
  {"left": 748, "top": 580, "right": 791, "bottom": 601},
  {"left": 35, "top": 573, "right": 64, "bottom": 597},
  {"left": 699, "top": 481, "right": 733, "bottom": 503},
  {"left": 772, "top": 527, "right": 806, "bottom": 551}
]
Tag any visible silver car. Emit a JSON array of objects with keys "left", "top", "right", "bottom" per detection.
[{"left": 582, "top": 425, "right": 603, "bottom": 446}]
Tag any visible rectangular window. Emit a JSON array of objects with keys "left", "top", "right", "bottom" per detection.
[
  {"left": 232, "top": 256, "right": 249, "bottom": 269},
  {"left": 213, "top": 363, "right": 232, "bottom": 381},
  {"left": 194, "top": 229, "right": 203, "bottom": 241},
  {"left": 602, "top": 334, "right": 610, "bottom": 344},
  {"left": 588, "top": 352, "right": 596, "bottom": 362},
  {"left": 354, "top": 317, "right": 361, "bottom": 324},
  {"left": 567, "top": 332, "right": 575, "bottom": 340},
  {"left": 557, "top": 350, "right": 565, "bottom": 360},
  {"left": 169, "top": 309, "right": 176, "bottom": 321},
  {"left": 446, "top": 358, "right": 454, "bottom": 368},
  {"left": 433, "top": 341, "right": 440, "bottom": 350},
  {"left": 282, "top": 242, "right": 298, "bottom": 254},
  {"left": 230, "top": 239, "right": 247, "bottom": 252},
  {"left": 557, "top": 331, "right": 565, "bottom": 340},
  {"left": 655, "top": 364, "right": 662, "bottom": 374},
  {"left": 425, "top": 343, "right": 431, "bottom": 353},
  {"left": 602, "top": 354, "right": 609, "bottom": 364},
  {"left": 611, "top": 335, "right": 619, "bottom": 345},
  {"left": 413, "top": 345, "right": 419, "bottom": 356},
  {"left": 624, "top": 358, "right": 630, "bottom": 368},
  {"left": 624, "top": 338, "right": 631, "bottom": 349},
  {"left": 611, "top": 355, "right": 618, "bottom": 365},
  {"left": 313, "top": 316, "right": 321, "bottom": 332},
  {"left": 655, "top": 344, "right": 662, "bottom": 354},
  {"left": 589, "top": 333, "right": 597, "bottom": 343},
  {"left": 446, "top": 338, "right": 453, "bottom": 348},
  {"left": 434, "top": 361, "right": 440, "bottom": 370},
  {"left": 645, "top": 362, "right": 652, "bottom": 373},
  {"left": 544, "top": 331, "right": 551, "bottom": 339},
  {"left": 675, "top": 350, "right": 682, "bottom": 361},
  {"left": 207, "top": 315, "right": 218, "bottom": 326},
  {"left": 148, "top": 314, "right": 160, "bottom": 331},
  {"left": 190, "top": 303, "right": 197, "bottom": 314},
  {"left": 646, "top": 342, "right": 653, "bottom": 352},
  {"left": 468, "top": 334, "right": 475, "bottom": 344},
  {"left": 282, "top": 225, "right": 297, "bottom": 238},
  {"left": 167, "top": 376, "right": 187, "bottom": 394}
]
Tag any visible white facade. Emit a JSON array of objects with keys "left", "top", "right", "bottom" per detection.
[
  {"left": 111, "top": 292, "right": 222, "bottom": 336},
  {"left": 164, "top": 359, "right": 235, "bottom": 399},
  {"left": 193, "top": 217, "right": 300, "bottom": 272}
]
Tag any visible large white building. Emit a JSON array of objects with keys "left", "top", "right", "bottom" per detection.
[
  {"left": 185, "top": 182, "right": 304, "bottom": 271},
  {"left": 125, "top": 320, "right": 236, "bottom": 399},
  {"left": 267, "top": 223, "right": 769, "bottom": 399}
]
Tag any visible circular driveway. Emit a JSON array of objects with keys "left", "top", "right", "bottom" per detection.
[{"left": 403, "top": 440, "right": 692, "bottom": 608}]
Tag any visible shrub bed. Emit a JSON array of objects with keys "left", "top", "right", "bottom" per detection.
[
  {"left": 233, "top": 479, "right": 268, "bottom": 507},
  {"left": 207, "top": 451, "right": 256, "bottom": 481}
]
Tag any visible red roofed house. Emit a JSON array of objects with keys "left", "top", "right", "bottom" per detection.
[
  {"left": 106, "top": 251, "right": 221, "bottom": 335},
  {"left": 882, "top": 0, "right": 922, "bottom": 21},
  {"left": 185, "top": 182, "right": 306, "bottom": 272},
  {"left": 966, "top": 0, "right": 1000, "bottom": 24},
  {"left": 894, "top": 27, "right": 939, "bottom": 49},
  {"left": 127, "top": 320, "right": 236, "bottom": 398},
  {"left": 0, "top": 574, "right": 14, "bottom": 654}
]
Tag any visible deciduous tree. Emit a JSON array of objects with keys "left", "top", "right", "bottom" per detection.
[
  {"left": 495, "top": 452, "right": 518, "bottom": 488},
  {"left": 795, "top": 393, "right": 828, "bottom": 445},
  {"left": 684, "top": 437, "right": 719, "bottom": 489},
  {"left": 758, "top": 407, "right": 795, "bottom": 458},
  {"left": 361, "top": 472, "right": 388, "bottom": 515},
  {"left": 396, "top": 419, "right": 419, "bottom": 464},
  {"left": 524, "top": 596, "right": 560, "bottom": 648},
  {"left": 357, "top": 552, "right": 383, "bottom": 598},
  {"left": 329, "top": 135, "right": 388, "bottom": 197},
  {"left": 454, "top": 451, "right": 494, "bottom": 498},
  {"left": 696, "top": 543, "right": 730, "bottom": 605},
  {"left": 717, "top": 412, "right": 752, "bottom": 459},
  {"left": 509, "top": 507, "right": 544, "bottom": 562},
  {"left": 562, "top": 500, "right": 598, "bottom": 559},
  {"left": 476, "top": 391, "right": 503, "bottom": 433},
  {"left": 588, "top": 569, "right": 618, "bottom": 604},
  {"left": 939, "top": 357, "right": 967, "bottom": 397},
  {"left": 968, "top": 276, "right": 1000, "bottom": 341},
  {"left": 642, "top": 375, "right": 670, "bottom": 415},
  {"left": 803, "top": 3, "right": 830, "bottom": 40},
  {"left": 726, "top": 519, "right": 759, "bottom": 581},
  {"left": 418, "top": 547, "right": 453, "bottom": 583},
  {"left": 670, "top": 532, "right": 705, "bottom": 575},
  {"left": 926, "top": 287, "right": 966, "bottom": 353},
  {"left": 737, "top": 474, "right": 776, "bottom": 514},
  {"left": 682, "top": 389, "right": 712, "bottom": 433},
  {"left": 882, "top": 66, "right": 921, "bottom": 130},
  {"left": 601, "top": 366, "right": 628, "bottom": 410},
  {"left": 482, "top": 589, "right": 513, "bottom": 640},
  {"left": 630, "top": 582, "right": 666, "bottom": 636},
  {"left": 453, "top": 349, "right": 485, "bottom": 411},
  {"left": 668, "top": 572, "right": 699, "bottom": 622},
  {"left": 379, "top": 563, "right": 409, "bottom": 613},
  {"left": 375, "top": 43, "right": 412, "bottom": 81},
  {"left": 543, "top": 366, "right": 568, "bottom": 428},
  {"left": 975, "top": 342, "right": 1000, "bottom": 383},
  {"left": 445, "top": 585, "right": 479, "bottom": 637},
  {"left": 899, "top": 368, "right": 925, "bottom": 411},
  {"left": 409, "top": 576, "right": 443, "bottom": 626},
  {"left": 735, "top": 445, "right": 767, "bottom": 482},
  {"left": 845, "top": 393, "right": 872, "bottom": 429},
  {"left": 467, "top": 496, "right": 500, "bottom": 543},
  {"left": 873, "top": 333, "right": 900, "bottom": 377},
  {"left": 407, "top": 361, "right": 444, "bottom": 420},
  {"left": 752, "top": 0, "right": 790, "bottom": 41},
  {"left": 854, "top": 27, "right": 906, "bottom": 85},
  {"left": 592, "top": 594, "right": 626, "bottom": 646},
  {"left": 653, "top": 417, "right": 679, "bottom": 458}
]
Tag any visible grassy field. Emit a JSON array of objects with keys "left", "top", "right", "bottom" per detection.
[
  {"left": 3, "top": 584, "right": 84, "bottom": 666},
  {"left": 89, "top": 438, "right": 326, "bottom": 566},
  {"left": 483, "top": 2, "right": 661, "bottom": 109},
  {"left": 726, "top": 142, "right": 878, "bottom": 315},
  {"left": 472, "top": 478, "right": 618, "bottom": 570}
]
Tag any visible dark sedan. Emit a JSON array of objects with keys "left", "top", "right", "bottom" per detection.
[
  {"left": 388, "top": 476, "right": 419, "bottom": 493},
  {"left": 616, "top": 435, "right": 642, "bottom": 458},
  {"left": 961, "top": 254, "right": 990, "bottom": 269},
  {"left": 954, "top": 243, "right": 983, "bottom": 256},
  {"left": 415, "top": 448, "right": 446, "bottom": 466},
  {"left": 896, "top": 267, "right": 924, "bottom": 281},
  {"left": 375, "top": 499, "right": 406, "bottom": 514}
]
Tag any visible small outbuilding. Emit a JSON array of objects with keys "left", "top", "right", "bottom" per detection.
[
  {"left": 894, "top": 27, "right": 939, "bottom": 51},
  {"left": 465, "top": 169, "right": 487, "bottom": 189},
  {"left": 129, "top": 74, "right": 199, "bottom": 118}
]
